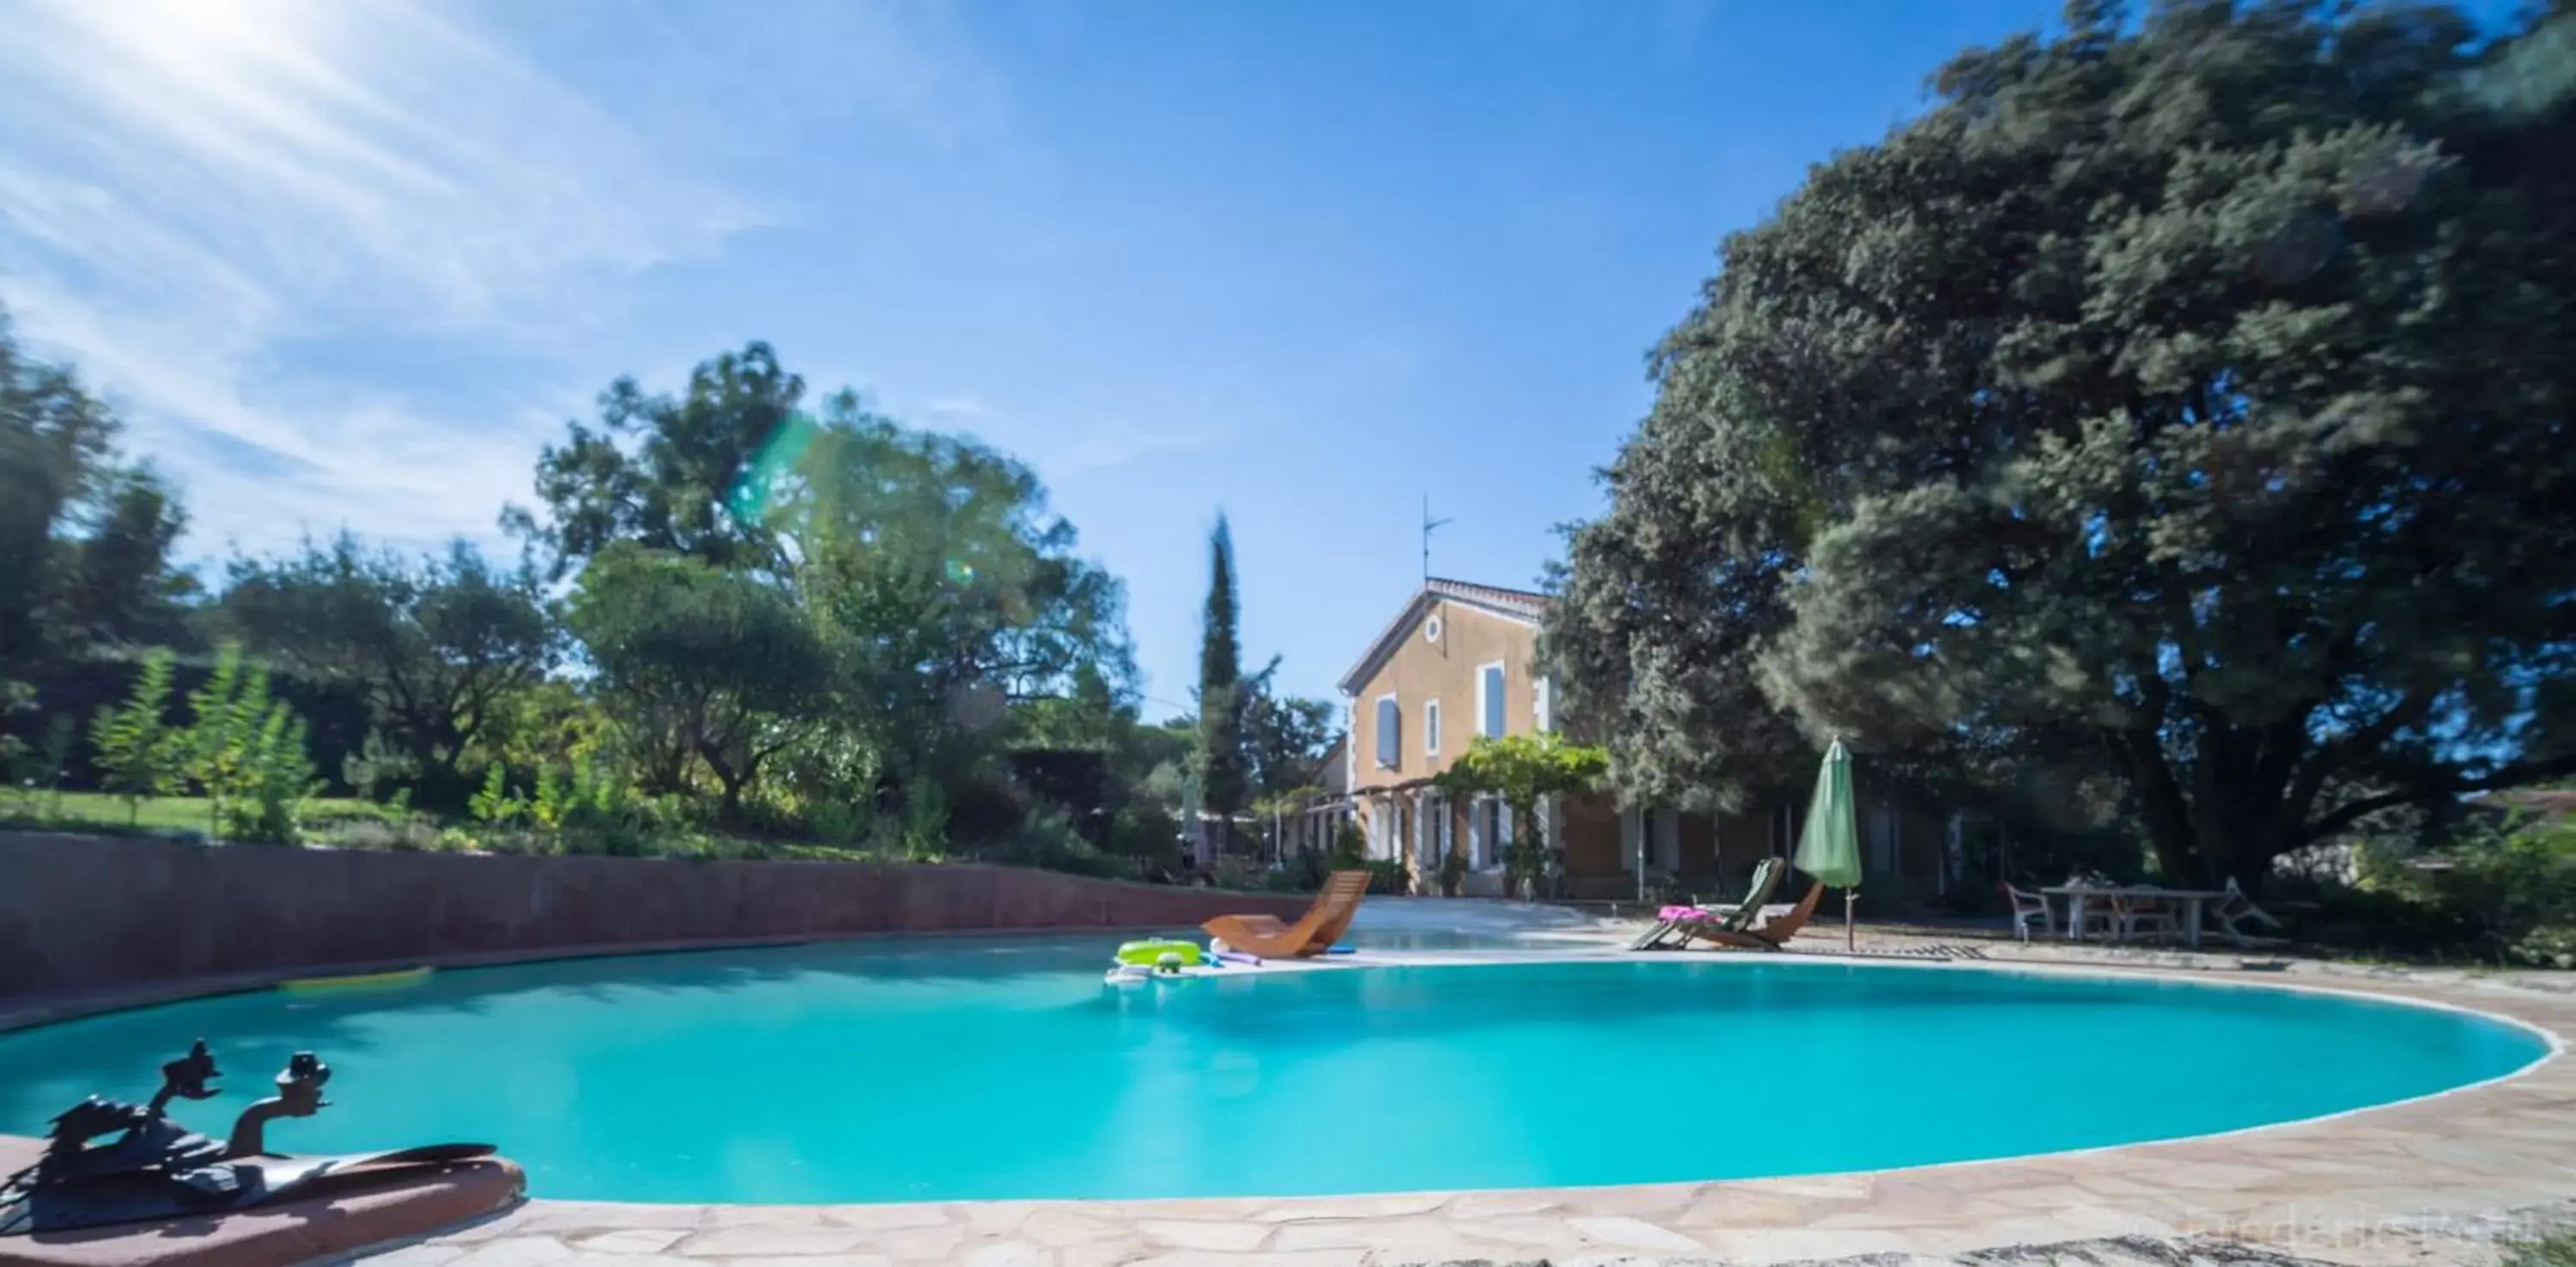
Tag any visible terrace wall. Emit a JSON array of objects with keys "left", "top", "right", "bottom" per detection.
[{"left": 0, "top": 832, "right": 1309, "bottom": 1010}]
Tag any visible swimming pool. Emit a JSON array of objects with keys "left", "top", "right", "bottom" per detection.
[{"left": 0, "top": 939, "right": 2547, "bottom": 1204}]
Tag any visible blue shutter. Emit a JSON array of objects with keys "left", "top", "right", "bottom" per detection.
[
  {"left": 1375, "top": 697, "right": 1399, "bottom": 767},
  {"left": 1481, "top": 665, "right": 1505, "bottom": 737}
]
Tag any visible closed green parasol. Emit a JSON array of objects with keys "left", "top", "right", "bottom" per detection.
[{"left": 1792, "top": 739, "right": 1862, "bottom": 949}]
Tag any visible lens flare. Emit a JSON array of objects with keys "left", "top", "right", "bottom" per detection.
[{"left": 725, "top": 411, "right": 820, "bottom": 526}]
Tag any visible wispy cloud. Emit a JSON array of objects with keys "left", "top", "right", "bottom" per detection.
[
  {"left": 900, "top": 391, "right": 1225, "bottom": 476},
  {"left": 1058, "top": 420, "right": 1226, "bottom": 474},
  {"left": 0, "top": 0, "right": 781, "bottom": 555}
]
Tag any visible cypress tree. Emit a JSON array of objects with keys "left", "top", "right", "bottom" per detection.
[{"left": 1194, "top": 514, "right": 1248, "bottom": 827}]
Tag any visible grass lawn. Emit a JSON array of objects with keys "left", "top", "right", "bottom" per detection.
[
  {"left": 0, "top": 791, "right": 811, "bottom": 861},
  {"left": 3, "top": 791, "right": 386, "bottom": 834},
  {"left": 3, "top": 792, "right": 1082, "bottom": 870},
  {"left": 2511, "top": 1233, "right": 2576, "bottom": 1266}
]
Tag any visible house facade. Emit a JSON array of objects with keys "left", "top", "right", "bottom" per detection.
[
  {"left": 1338, "top": 579, "right": 1585, "bottom": 896},
  {"left": 1335, "top": 578, "right": 1958, "bottom": 904}
]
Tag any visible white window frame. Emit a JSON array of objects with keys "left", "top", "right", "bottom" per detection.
[
  {"left": 1534, "top": 676, "right": 1552, "bottom": 732},
  {"left": 1475, "top": 660, "right": 1507, "bottom": 738},
  {"left": 1373, "top": 693, "right": 1400, "bottom": 769},
  {"left": 1424, "top": 699, "right": 1442, "bottom": 756},
  {"left": 1418, "top": 791, "right": 1449, "bottom": 871},
  {"left": 1470, "top": 793, "right": 1510, "bottom": 871}
]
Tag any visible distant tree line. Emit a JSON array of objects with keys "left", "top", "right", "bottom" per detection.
[{"left": 1, "top": 317, "right": 1339, "bottom": 871}]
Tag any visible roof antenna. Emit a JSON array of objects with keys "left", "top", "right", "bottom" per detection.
[{"left": 1421, "top": 494, "right": 1452, "bottom": 585}]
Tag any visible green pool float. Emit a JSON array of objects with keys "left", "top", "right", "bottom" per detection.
[{"left": 1113, "top": 938, "right": 1203, "bottom": 968}]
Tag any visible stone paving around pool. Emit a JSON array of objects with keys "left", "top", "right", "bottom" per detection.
[{"left": 350, "top": 929, "right": 2576, "bottom": 1267}]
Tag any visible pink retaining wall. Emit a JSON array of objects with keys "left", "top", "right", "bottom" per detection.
[{"left": 0, "top": 833, "right": 1311, "bottom": 1005}]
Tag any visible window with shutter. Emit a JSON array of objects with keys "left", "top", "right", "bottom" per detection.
[
  {"left": 1424, "top": 700, "right": 1441, "bottom": 755},
  {"left": 1478, "top": 663, "right": 1506, "bottom": 737},
  {"left": 1374, "top": 694, "right": 1399, "bottom": 768}
]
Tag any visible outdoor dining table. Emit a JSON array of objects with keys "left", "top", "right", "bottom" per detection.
[{"left": 2040, "top": 884, "right": 2232, "bottom": 949}]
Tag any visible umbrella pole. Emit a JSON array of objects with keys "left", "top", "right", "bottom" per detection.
[{"left": 1845, "top": 889, "right": 1856, "bottom": 951}]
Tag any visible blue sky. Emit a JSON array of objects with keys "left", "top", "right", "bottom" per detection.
[{"left": 6, "top": 0, "right": 2128, "bottom": 709}]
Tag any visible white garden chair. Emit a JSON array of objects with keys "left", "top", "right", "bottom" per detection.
[
  {"left": 2210, "top": 876, "right": 2288, "bottom": 948},
  {"left": 2004, "top": 882, "right": 2055, "bottom": 941}
]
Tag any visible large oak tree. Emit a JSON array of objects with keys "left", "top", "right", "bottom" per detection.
[{"left": 1549, "top": 0, "right": 2576, "bottom": 889}]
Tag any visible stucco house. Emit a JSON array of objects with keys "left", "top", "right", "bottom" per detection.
[{"left": 1331, "top": 577, "right": 1958, "bottom": 903}]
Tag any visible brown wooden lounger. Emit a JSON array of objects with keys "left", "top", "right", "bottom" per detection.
[
  {"left": 1679, "top": 874, "right": 1826, "bottom": 952},
  {"left": 1202, "top": 870, "right": 1371, "bottom": 959},
  {"left": 1632, "top": 857, "right": 1785, "bottom": 951}
]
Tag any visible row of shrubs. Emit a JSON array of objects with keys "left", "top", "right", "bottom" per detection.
[{"left": 2270, "top": 808, "right": 2576, "bottom": 968}]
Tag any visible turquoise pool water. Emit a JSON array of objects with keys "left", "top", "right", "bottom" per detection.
[{"left": 0, "top": 941, "right": 2547, "bottom": 1203}]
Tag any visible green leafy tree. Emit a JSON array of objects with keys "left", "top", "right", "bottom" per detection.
[
  {"left": 90, "top": 647, "right": 182, "bottom": 823},
  {"left": 792, "top": 403, "right": 1136, "bottom": 834},
  {"left": 1552, "top": 0, "right": 2576, "bottom": 893},
  {"left": 0, "top": 679, "right": 36, "bottom": 803},
  {"left": 1240, "top": 655, "right": 1337, "bottom": 801},
  {"left": 565, "top": 543, "right": 828, "bottom": 818},
  {"left": 1433, "top": 733, "right": 1610, "bottom": 898},
  {"left": 216, "top": 535, "right": 557, "bottom": 803},
  {"left": 237, "top": 705, "right": 320, "bottom": 844},
  {"left": 181, "top": 644, "right": 251, "bottom": 829},
  {"left": 1012, "top": 662, "right": 1122, "bottom": 751},
  {"left": 511, "top": 346, "right": 1141, "bottom": 845},
  {"left": 180, "top": 644, "right": 317, "bottom": 842},
  {"left": 1193, "top": 516, "right": 1249, "bottom": 827},
  {"left": 56, "top": 464, "right": 196, "bottom": 649},
  {"left": 532, "top": 764, "right": 570, "bottom": 831},
  {"left": 469, "top": 761, "right": 526, "bottom": 828},
  {"left": 1, "top": 306, "right": 134, "bottom": 675},
  {"left": 503, "top": 343, "right": 808, "bottom": 581}
]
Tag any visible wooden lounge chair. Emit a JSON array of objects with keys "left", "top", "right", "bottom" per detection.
[
  {"left": 1676, "top": 873, "right": 1826, "bottom": 952},
  {"left": 1202, "top": 870, "right": 1370, "bottom": 959},
  {"left": 1633, "top": 858, "right": 1784, "bottom": 951}
]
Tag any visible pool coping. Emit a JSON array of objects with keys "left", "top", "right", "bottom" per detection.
[{"left": 15, "top": 941, "right": 2576, "bottom": 1264}]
